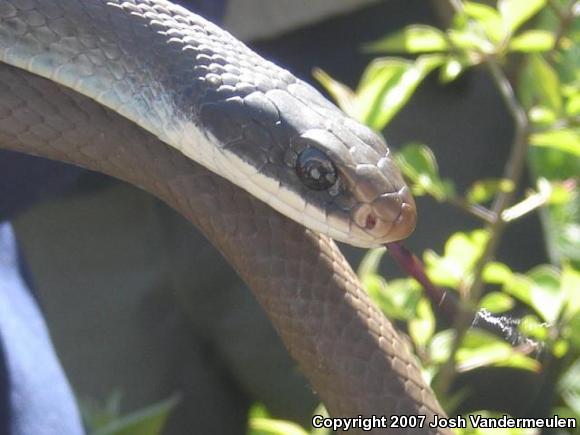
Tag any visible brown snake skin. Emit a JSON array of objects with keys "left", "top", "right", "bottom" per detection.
[{"left": 0, "top": 7, "right": 450, "bottom": 435}]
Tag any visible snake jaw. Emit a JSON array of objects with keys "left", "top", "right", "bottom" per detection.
[
  {"left": 384, "top": 186, "right": 417, "bottom": 242},
  {"left": 352, "top": 186, "right": 417, "bottom": 245}
]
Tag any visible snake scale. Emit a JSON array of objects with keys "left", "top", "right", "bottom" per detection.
[{"left": 0, "top": 1, "right": 450, "bottom": 433}]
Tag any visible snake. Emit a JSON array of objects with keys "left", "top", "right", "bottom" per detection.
[{"left": 0, "top": 1, "right": 450, "bottom": 433}]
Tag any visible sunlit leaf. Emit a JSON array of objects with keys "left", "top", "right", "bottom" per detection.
[
  {"left": 483, "top": 262, "right": 513, "bottom": 284},
  {"left": 429, "top": 330, "right": 455, "bottom": 364},
  {"left": 396, "top": 143, "right": 455, "bottom": 201},
  {"left": 545, "top": 179, "right": 574, "bottom": 205},
  {"left": 479, "top": 292, "right": 515, "bottom": 313},
  {"left": 409, "top": 298, "right": 435, "bottom": 347},
  {"left": 552, "top": 339, "right": 569, "bottom": 358},
  {"left": 93, "top": 396, "right": 179, "bottom": 435},
  {"left": 424, "top": 230, "right": 490, "bottom": 288},
  {"left": 558, "top": 358, "right": 580, "bottom": 415},
  {"left": 561, "top": 262, "right": 580, "bottom": 319},
  {"left": 440, "top": 58, "right": 466, "bottom": 83},
  {"left": 505, "top": 274, "right": 536, "bottom": 305},
  {"left": 519, "top": 314, "right": 549, "bottom": 341},
  {"left": 530, "top": 128, "right": 580, "bottom": 156},
  {"left": 567, "top": 92, "right": 580, "bottom": 116},
  {"left": 509, "top": 30, "right": 555, "bottom": 52},
  {"left": 357, "top": 247, "right": 387, "bottom": 279},
  {"left": 448, "top": 29, "right": 495, "bottom": 53},
  {"left": 312, "top": 68, "right": 358, "bottom": 119},
  {"left": 466, "top": 178, "right": 514, "bottom": 204},
  {"left": 248, "top": 403, "right": 270, "bottom": 419},
  {"left": 456, "top": 330, "right": 540, "bottom": 372},
  {"left": 463, "top": 1, "right": 505, "bottom": 43},
  {"left": 566, "top": 312, "right": 580, "bottom": 351},
  {"left": 498, "top": 0, "right": 547, "bottom": 34},
  {"left": 249, "top": 418, "right": 309, "bottom": 435},
  {"left": 529, "top": 105, "right": 557, "bottom": 125},
  {"left": 357, "top": 56, "right": 444, "bottom": 130},
  {"left": 365, "top": 276, "right": 422, "bottom": 320},
  {"left": 311, "top": 405, "right": 331, "bottom": 435},
  {"left": 526, "top": 265, "right": 565, "bottom": 322},
  {"left": 527, "top": 54, "right": 563, "bottom": 112},
  {"left": 364, "top": 25, "right": 449, "bottom": 53}
]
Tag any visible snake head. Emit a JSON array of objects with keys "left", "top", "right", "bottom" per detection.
[
  {"left": 196, "top": 64, "right": 416, "bottom": 248},
  {"left": 289, "top": 124, "right": 417, "bottom": 248}
]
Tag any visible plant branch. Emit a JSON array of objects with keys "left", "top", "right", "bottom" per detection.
[
  {"left": 436, "top": 1, "right": 531, "bottom": 395},
  {"left": 447, "top": 196, "right": 496, "bottom": 224},
  {"left": 546, "top": 0, "right": 577, "bottom": 59}
]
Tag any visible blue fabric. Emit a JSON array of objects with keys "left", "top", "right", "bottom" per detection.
[
  {"left": 0, "top": 2, "right": 227, "bottom": 434},
  {"left": 0, "top": 224, "right": 84, "bottom": 435}
]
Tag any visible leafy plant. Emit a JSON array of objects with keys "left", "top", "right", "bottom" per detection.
[{"left": 80, "top": 392, "right": 180, "bottom": 435}]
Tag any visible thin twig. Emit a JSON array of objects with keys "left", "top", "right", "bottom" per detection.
[
  {"left": 435, "top": 1, "right": 531, "bottom": 395},
  {"left": 447, "top": 196, "right": 497, "bottom": 223},
  {"left": 547, "top": 0, "right": 578, "bottom": 53}
]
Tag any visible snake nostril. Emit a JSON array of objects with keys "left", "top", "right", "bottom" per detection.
[{"left": 365, "top": 213, "right": 377, "bottom": 230}]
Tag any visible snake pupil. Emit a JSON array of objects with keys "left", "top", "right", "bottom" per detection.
[{"left": 296, "top": 147, "right": 338, "bottom": 191}]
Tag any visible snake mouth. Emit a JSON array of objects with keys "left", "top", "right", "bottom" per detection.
[{"left": 353, "top": 186, "right": 417, "bottom": 244}]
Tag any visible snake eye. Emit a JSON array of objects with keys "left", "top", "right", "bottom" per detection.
[{"left": 296, "top": 147, "right": 338, "bottom": 191}]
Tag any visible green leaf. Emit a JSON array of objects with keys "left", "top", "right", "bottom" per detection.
[
  {"left": 409, "top": 297, "right": 435, "bottom": 347},
  {"left": 440, "top": 58, "right": 465, "bottom": 83},
  {"left": 311, "top": 405, "right": 332, "bottom": 435},
  {"left": 562, "top": 263, "right": 580, "bottom": 320},
  {"left": 558, "top": 358, "right": 580, "bottom": 415},
  {"left": 528, "top": 105, "right": 557, "bottom": 125},
  {"left": 503, "top": 273, "right": 533, "bottom": 306},
  {"left": 248, "top": 403, "right": 271, "bottom": 419},
  {"left": 456, "top": 330, "right": 540, "bottom": 372},
  {"left": 364, "top": 25, "right": 449, "bottom": 53},
  {"left": 357, "top": 247, "right": 387, "bottom": 279},
  {"left": 93, "top": 396, "right": 179, "bottom": 435},
  {"left": 519, "top": 314, "right": 549, "bottom": 341},
  {"left": 509, "top": 29, "right": 555, "bottom": 52},
  {"left": 545, "top": 180, "right": 574, "bottom": 205},
  {"left": 552, "top": 339, "right": 569, "bottom": 358},
  {"left": 498, "top": 0, "right": 547, "bottom": 34},
  {"left": 395, "top": 143, "right": 455, "bottom": 201},
  {"left": 357, "top": 56, "right": 444, "bottom": 130},
  {"left": 530, "top": 128, "right": 580, "bottom": 156},
  {"left": 364, "top": 276, "right": 422, "bottom": 320},
  {"left": 448, "top": 29, "right": 495, "bottom": 53},
  {"left": 463, "top": 2, "right": 505, "bottom": 43},
  {"left": 567, "top": 92, "right": 580, "bottom": 116},
  {"left": 479, "top": 292, "right": 515, "bottom": 313},
  {"left": 466, "top": 178, "right": 515, "bottom": 204},
  {"left": 483, "top": 262, "right": 514, "bottom": 284},
  {"left": 526, "top": 265, "right": 565, "bottom": 323},
  {"left": 429, "top": 330, "right": 455, "bottom": 364},
  {"left": 527, "top": 54, "right": 563, "bottom": 112},
  {"left": 424, "top": 230, "right": 490, "bottom": 288},
  {"left": 248, "top": 418, "right": 309, "bottom": 435},
  {"left": 566, "top": 312, "right": 580, "bottom": 351},
  {"left": 312, "top": 69, "right": 357, "bottom": 119},
  {"left": 81, "top": 391, "right": 124, "bottom": 432}
]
